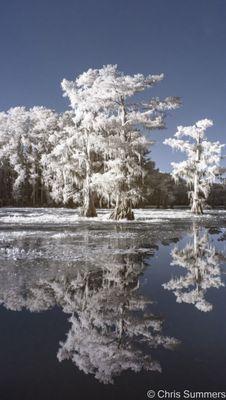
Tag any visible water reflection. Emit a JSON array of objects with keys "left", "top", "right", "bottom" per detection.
[
  {"left": 1, "top": 218, "right": 225, "bottom": 384},
  {"left": 163, "top": 224, "right": 225, "bottom": 312},
  {"left": 55, "top": 259, "right": 179, "bottom": 384},
  {"left": 0, "top": 231, "right": 180, "bottom": 383}
]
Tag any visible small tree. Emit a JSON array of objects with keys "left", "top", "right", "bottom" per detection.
[{"left": 164, "top": 119, "right": 224, "bottom": 214}]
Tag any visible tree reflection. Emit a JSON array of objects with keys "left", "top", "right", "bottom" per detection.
[
  {"left": 54, "top": 257, "right": 178, "bottom": 384},
  {"left": 0, "top": 239, "right": 179, "bottom": 384},
  {"left": 163, "top": 224, "right": 225, "bottom": 312}
]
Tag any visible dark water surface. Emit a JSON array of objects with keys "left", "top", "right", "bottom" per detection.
[{"left": 0, "top": 208, "right": 226, "bottom": 400}]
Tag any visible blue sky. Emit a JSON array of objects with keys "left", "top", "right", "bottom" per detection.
[{"left": 0, "top": 0, "right": 225, "bottom": 171}]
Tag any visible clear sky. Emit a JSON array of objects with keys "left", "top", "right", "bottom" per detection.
[{"left": 0, "top": 0, "right": 225, "bottom": 171}]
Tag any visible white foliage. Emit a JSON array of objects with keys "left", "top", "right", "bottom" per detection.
[
  {"left": 61, "top": 65, "right": 180, "bottom": 209},
  {"left": 164, "top": 119, "right": 224, "bottom": 212},
  {"left": 0, "top": 106, "right": 59, "bottom": 200},
  {"left": 0, "top": 65, "right": 180, "bottom": 213}
]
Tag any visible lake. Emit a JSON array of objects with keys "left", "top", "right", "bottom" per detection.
[{"left": 0, "top": 208, "right": 226, "bottom": 400}]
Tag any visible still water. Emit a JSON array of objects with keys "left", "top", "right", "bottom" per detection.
[{"left": 0, "top": 208, "right": 226, "bottom": 400}]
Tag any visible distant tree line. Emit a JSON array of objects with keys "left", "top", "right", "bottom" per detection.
[{"left": 1, "top": 155, "right": 225, "bottom": 209}]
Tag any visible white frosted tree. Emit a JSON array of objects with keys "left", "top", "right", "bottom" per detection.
[
  {"left": 62, "top": 65, "right": 180, "bottom": 219},
  {"left": 0, "top": 106, "right": 59, "bottom": 204},
  {"left": 61, "top": 67, "right": 114, "bottom": 217},
  {"left": 41, "top": 111, "right": 85, "bottom": 206},
  {"left": 28, "top": 107, "right": 60, "bottom": 204},
  {"left": 0, "top": 107, "right": 33, "bottom": 200},
  {"left": 90, "top": 65, "right": 180, "bottom": 220},
  {"left": 164, "top": 119, "right": 224, "bottom": 214},
  {"left": 163, "top": 224, "right": 224, "bottom": 312}
]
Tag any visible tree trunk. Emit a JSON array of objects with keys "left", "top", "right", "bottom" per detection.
[
  {"left": 191, "top": 196, "right": 203, "bottom": 214},
  {"left": 109, "top": 98, "right": 134, "bottom": 221},
  {"left": 191, "top": 175, "right": 203, "bottom": 214},
  {"left": 40, "top": 179, "right": 44, "bottom": 205},
  {"left": 80, "top": 186, "right": 97, "bottom": 217},
  {"left": 80, "top": 135, "right": 97, "bottom": 218},
  {"left": 31, "top": 182, "right": 36, "bottom": 206},
  {"left": 191, "top": 137, "right": 203, "bottom": 215},
  {"left": 107, "top": 193, "right": 111, "bottom": 209},
  {"left": 109, "top": 196, "right": 134, "bottom": 220}
]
